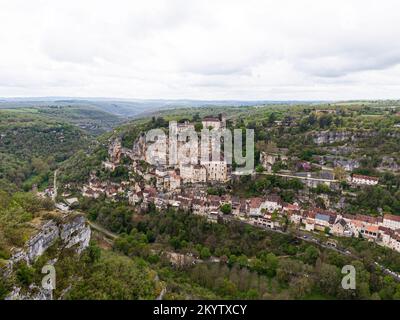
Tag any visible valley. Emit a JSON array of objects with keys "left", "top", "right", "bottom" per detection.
[{"left": 1, "top": 100, "right": 400, "bottom": 300}]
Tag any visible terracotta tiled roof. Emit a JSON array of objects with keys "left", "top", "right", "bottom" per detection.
[
  {"left": 265, "top": 194, "right": 283, "bottom": 204},
  {"left": 352, "top": 174, "right": 379, "bottom": 181},
  {"left": 284, "top": 203, "right": 300, "bottom": 211},
  {"left": 365, "top": 225, "right": 379, "bottom": 233},
  {"left": 355, "top": 214, "right": 382, "bottom": 224},
  {"left": 379, "top": 226, "right": 393, "bottom": 235},
  {"left": 203, "top": 116, "right": 220, "bottom": 122},
  {"left": 249, "top": 197, "right": 264, "bottom": 209},
  {"left": 305, "top": 211, "right": 316, "bottom": 219},
  {"left": 384, "top": 214, "right": 400, "bottom": 223}
]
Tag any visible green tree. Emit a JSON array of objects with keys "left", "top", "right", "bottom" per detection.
[
  {"left": 16, "top": 264, "right": 36, "bottom": 286},
  {"left": 220, "top": 204, "right": 232, "bottom": 215},
  {"left": 303, "top": 246, "right": 320, "bottom": 265},
  {"left": 194, "top": 122, "right": 203, "bottom": 132},
  {"left": 200, "top": 247, "right": 211, "bottom": 260}
]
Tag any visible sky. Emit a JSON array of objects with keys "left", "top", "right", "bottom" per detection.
[{"left": 1, "top": 0, "right": 400, "bottom": 100}]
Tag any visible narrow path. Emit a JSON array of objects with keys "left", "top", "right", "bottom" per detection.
[
  {"left": 156, "top": 287, "right": 167, "bottom": 300},
  {"left": 52, "top": 169, "right": 58, "bottom": 202},
  {"left": 87, "top": 220, "right": 118, "bottom": 240}
]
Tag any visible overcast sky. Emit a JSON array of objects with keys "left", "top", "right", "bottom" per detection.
[{"left": 1, "top": 0, "right": 400, "bottom": 100}]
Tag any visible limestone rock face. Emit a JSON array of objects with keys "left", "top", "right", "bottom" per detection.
[
  {"left": 312, "top": 130, "right": 369, "bottom": 145},
  {"left": 60, "top": 215, "right": 91, "bottom": 254},
  {"left": 379, "top": 156, "right": 400, "bottom": 172},
  {"left": 3, "top": 212, "right": 91, "bottom": 300},
  {"left": 27, "top": 220, "right": 60, "bottom": 263},
  {"left": 8, "top": 214, "right": 91, "bottom": 267},
  {"left": 5, "top": 285, "right": 53, "bottom": 301},
  {"left": 313, "top": 131, "right": 352, "bottom": 145},
  {"left": 132, "top": 133, "right": 147, "bottom": 160},
  {"left": 312, "top": 130, "right": 400, "bottom": 145},
  {"left": 110, "top": 139, "right": 122, "bottom": 162}
]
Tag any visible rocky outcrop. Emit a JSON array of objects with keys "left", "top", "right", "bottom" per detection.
[
  {"left": 108, "top": 138, "right": 122, "bottom": 163},
  {"left": 162, "top": 251, "right": 197, "bottom": 267},
  {"left": 2, "top": 213, "right": 91, "bottom": 300},
  {"left": 5, "top": 213, "right": 91, "bottom": 273},
  {"left": 312, "top": 129, "right": 400, "bottom": 145},
  {"left": 132, "top": 133, "right": 147, "bottom": 160},
  {"left": 60, "top": 215, "right": 91, "bottom": 254},
  {"left": 312, "top": 130, "right": 378, "bottom": 145},
  {"left": 379, "top": 156, "right": 400, "bottom": 172},
  {"left": 27, "top": 220, "right": 60, "bottom": 263},
  {"left": 5, "top": 285, "right": 53, "bottom": 300}
]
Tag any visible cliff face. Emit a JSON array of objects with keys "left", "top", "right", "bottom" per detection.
[
  {"left": 3, "top": 212, "right": 91, "bottom": 300},
  {"left": 26, "top": 220, "right": 59, "bottom": 264},
  {"left": 7, "top": 214, "right": 90, "bottom": 269},
  {"left": 60, "top": 215, "right": 91, "bottom": 254},
  {"left": 312, "top": 130, "right": 400, "bottom": 145},
  {"left": 6, "top": 284, "right": 53, "bottom": 300},
  {"left": 312, "top": 130, "right": 376, "bottom": 145}
]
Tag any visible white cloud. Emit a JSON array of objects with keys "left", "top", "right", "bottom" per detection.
[{"left": 0, "top": 0, "right": 400, "bottom": 99}]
